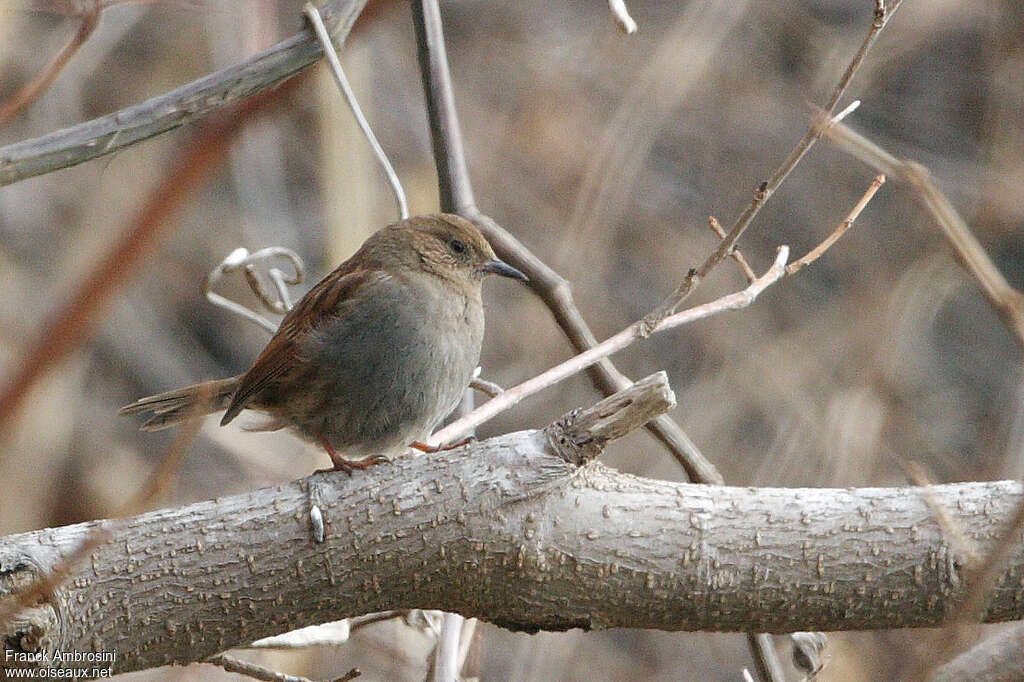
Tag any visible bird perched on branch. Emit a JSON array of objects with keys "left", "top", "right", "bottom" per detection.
[{"left": 120, "top": 213, "right": 527, "bottom": 472}]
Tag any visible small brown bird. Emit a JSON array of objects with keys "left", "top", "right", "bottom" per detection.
[{"left": 120, "top": 214, "right": 526, "bottom": 472}]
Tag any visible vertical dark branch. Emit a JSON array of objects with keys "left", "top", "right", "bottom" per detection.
[
  {"left": 409, "top": 1, "right": 763, "bottom": 677},
  {"left": 412, "top": 0, "right": 476, "bottom": 213},
  {"left": 413, "top": 6, "right": 479, "bottom": 677},
  {"left": 410, "top": 0, "right": 722, "bottom": 486}
]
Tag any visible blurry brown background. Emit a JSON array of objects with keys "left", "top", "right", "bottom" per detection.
[{"left": 1, "top": 0, "right": 1023, "bottom": 679}]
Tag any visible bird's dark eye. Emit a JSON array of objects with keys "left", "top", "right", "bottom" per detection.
[{"left": 449, "top": 239, "right": 467, "bottom": 254}]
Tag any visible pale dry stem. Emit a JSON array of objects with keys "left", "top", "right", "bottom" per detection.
[
  {"left": 431, "top": 248, "right": 789, "bottom": 445},
  {"left": 786, "top": 174, "right": 886, "bottom": 276}
]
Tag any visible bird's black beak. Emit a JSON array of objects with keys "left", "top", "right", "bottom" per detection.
[{"left": 481, "top": 259, "right": 529, "bottom": 282}]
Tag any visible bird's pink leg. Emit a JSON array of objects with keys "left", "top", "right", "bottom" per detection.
[
  {"left": 318, "top": 438, "right": 386, "bottom": 475},
  {"left": 409, "top": 437, "right": 475, "bottom": 453}
]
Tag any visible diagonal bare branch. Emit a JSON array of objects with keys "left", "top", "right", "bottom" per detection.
[
  {"left": 0, "top": 0, "right": 368, "bottom": 186},
  {"left": 412, "top": 0, "right": 723, "bottom": 486},
  {"left": 431, "top": 248, "right": 788, "bottom": 446},
  {"left": 646, "top": 0, "right": 905, "bottom": 327}
]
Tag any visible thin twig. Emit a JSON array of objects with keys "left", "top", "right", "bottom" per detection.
[
  {"left": 786, "top": 174, "right": 886, "bottom": 275},
  {"left": 430, "top": 247, "right": 789, "bottom": 445},
  {"left": 469, "top": 375, "right": 504, "bottom": 398},
  {"left": 0, "top": 3, "right": 100, "bottom": 128},
  {"left": 646, "top": 0, "right": 904, "bottom": 328},
  {"left": 208, "top": 653, "right": 358, "bottom": 682},
  {"left": 708, "top": 216, "right": 756, "bottom": 283},
  {"left": 303, "top": 2, "right": 408, "bottom": 220},
  {"left": 350, "top": 610, "right": 404, "bottom": 632},
  {"left": 245, "top": 611, "right": 405, "bottom": 650}
]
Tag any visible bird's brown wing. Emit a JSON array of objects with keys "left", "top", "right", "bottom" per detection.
[{"left": 220, "top": 265, "right": 390, "bottom": 425}]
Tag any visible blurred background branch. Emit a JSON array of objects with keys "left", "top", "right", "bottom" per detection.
[
  {"left": 0, "top": 0, "right": 367, "bottom": 184},
  {"left": 0, "top": 73, "right": 305, "bottom": 437},
  {"left": 0, "top": 0, "right": 100, "bottom": 128}
]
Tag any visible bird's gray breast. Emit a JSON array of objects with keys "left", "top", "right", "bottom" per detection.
[{"left": 299, "top": 273, "right": 484, "bottom": 455}]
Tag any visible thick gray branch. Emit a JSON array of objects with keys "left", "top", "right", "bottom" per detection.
[
  {"left": 0, "top": 0, "right": 367, "bottom": 186},
  {"left": 1, "top": 376, "right": 1023, "bottom": 676}
]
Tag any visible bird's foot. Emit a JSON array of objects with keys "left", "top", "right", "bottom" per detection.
[
  {"left": 318, "top": 438, "right": 387, "bottom": 475},
  {"left": 409, "top": 437, "right": 476, "bottom": 453}
]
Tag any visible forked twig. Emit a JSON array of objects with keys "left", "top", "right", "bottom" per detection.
[
  {"left": 707, "top": 216, "right": 756, "bottom": 283},
  {"left": 646, "top": 2, "right": 902, "bottom": 326}
]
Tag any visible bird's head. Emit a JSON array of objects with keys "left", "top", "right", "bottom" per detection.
[{"left": 366, "top": 214, "right": 528, "bottom": 287}]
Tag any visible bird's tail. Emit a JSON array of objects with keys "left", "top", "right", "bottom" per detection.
[{"left": 119, "top": 377, "right": 240, "bottom": 431}]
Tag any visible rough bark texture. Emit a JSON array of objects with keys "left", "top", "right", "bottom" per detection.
[
  {"left": 1, "top": 376, "right": 1022, "bottom": 676},
  {"left": 2, "top": 446, "right": 1023, "bottom": 675}
]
